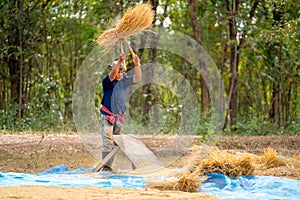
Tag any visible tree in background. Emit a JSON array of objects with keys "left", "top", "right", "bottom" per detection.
[
  {"left": 0, "top": 0, "right": 299, "bottom": 134},
  {"left": 0, "top": 0, "right": 97, "bottom": 130}
]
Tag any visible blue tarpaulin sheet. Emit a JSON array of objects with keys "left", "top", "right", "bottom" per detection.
[
  {"left": 1, "top": 165, "right": 299, "bottom": 200},
  {"left": 0, "top": 164, "right": 146, "bottom": 188},
  {"left": 201, "top": 173, "right": 300, "bottom": 200}
]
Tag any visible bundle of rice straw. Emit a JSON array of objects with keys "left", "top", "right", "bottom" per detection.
[
  {"left": 146, "top": 171, "right": 203, "bottom": 192},
  {"left": 196, "top": 148, "right": 255, "bottom": 178},
  {"left": 174, "top": 171, "right": 201, "bottom": 192},
  {"left": 256, "top": 148, "right": 285, "bottom": 168},
  {"left": 96, "top": 3, "right": 154, "bottom": 47}
]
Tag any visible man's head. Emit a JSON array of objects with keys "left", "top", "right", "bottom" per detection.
[{"left": 108, "top": 61, "right": 126, "bottom": 81}]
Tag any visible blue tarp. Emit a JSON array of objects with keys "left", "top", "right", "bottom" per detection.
[
  {"left": 1, "top": 165, "right": 299, "bottom": 200},
  {"left": 201, "top": 173, "right": 300, "bottom": 200},
  {"left": 0, "top": 164, "right": 147, "bottom": 188}
]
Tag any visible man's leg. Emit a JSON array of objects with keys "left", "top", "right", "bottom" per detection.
[
  {"left": 100, "top": 114, "right": 114, "bottom": 170},
  {"left": 113, "top": 118, "right": 122, "bottom": 135}
]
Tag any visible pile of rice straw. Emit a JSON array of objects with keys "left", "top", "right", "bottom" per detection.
[
  {"left": 146, "top": 171, "right": 204, "bottom": 192},
  {"left": 96, "top": 3, "right": 154, "bottom": 46},
  {"left": 196, "top": 148, "right": 255, "bottom": 178},
  {"left": 146, "top": 146, "right": 292, "bottom": 192},
  {"left": 256, "top": 147, "right": 285, "bottom": 168}
]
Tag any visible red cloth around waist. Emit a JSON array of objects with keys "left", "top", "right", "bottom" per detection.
[{"left": 100, "top": 105, "right": 124, "bottom": 124}]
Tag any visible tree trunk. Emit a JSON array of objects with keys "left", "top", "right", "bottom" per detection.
[
  {"left": 18, "top": 0, "right": 24, "bottom": 119},
  {"left": 269, "top": 83, "right": 280, "bottom": 123},
  {"left": 225, "top": 0, "right": 260, "bottom": 129},
  {"left": 189, "top": 0, "right": 210, "bottom": 113},
  {"left": 140, "top": 0, "right": 163, "bottom": 126},
  {"left": 8, "top": 58, "right": 20, "bottom": 106},
  {"left": 7, "top": 9, "right": 21, "bottom": 113},
  {"left": 284, "top": 87, "right": 291, "bottom": 127},
  {"left": 269, "top": 2, "right": 285, "bottom": 128},
  {"left": 225, "top": 0, "right": 238, "bottom": 129}
]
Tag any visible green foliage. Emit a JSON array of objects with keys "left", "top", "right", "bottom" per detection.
[
  {"left": 223, "top": 108, "right": 300, "bottom": 136},
  {"left": 0, "top": 102, "right": 64, "bottom": 132},
  {"left": 127, "top": 84, "right": 181, "bottom": 134},
  {"left": 285, "top": 120, "right": 300, "bottom": 135},
  {"left": 0, "top": 76, "right": 71, "bottom": 132},
  {"left": 158, "top": 104, "right": 181, "bottom": 135},
  {"left": 0, "top": 0, "right": 299, "bottom": 136},
  {"left": 223, "top": 118, "right": 300, "bottom": 136},
  {"left": 0, "top": 104, "right": 19, "bottom": 131}
]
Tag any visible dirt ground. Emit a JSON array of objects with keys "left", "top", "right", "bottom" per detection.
[{"left": 0, "top": 133, "right": 299, "bottom": 200}]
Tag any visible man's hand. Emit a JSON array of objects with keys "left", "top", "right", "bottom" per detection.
[
  {"left": 132, "top": 54, "right": 140, "bottom": 67},
  {"left": 119, "top": 53, "right": 126, "bottom": 64},
  {"left": 133, "top": 54, "right": 142, "bottom": 83}
]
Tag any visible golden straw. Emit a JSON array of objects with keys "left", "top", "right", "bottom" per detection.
[{"left": 96, "top": 3, "right": 154, "bottom": 47}]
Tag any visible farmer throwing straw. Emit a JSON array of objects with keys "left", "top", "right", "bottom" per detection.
[
  {"left": 96, "top": 3, "right": 153, "bottom": 171},
  {"left": 100, "top": 52, "right": 141, "bottom": 171}
]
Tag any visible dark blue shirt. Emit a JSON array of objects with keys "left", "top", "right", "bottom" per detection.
[{"left": 101, "top": 74, "right": 134, "bottom": 115}]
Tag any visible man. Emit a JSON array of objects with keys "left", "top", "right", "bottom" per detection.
[{"left": 100, "top": 52, "right": 141, "bottom": 171}]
